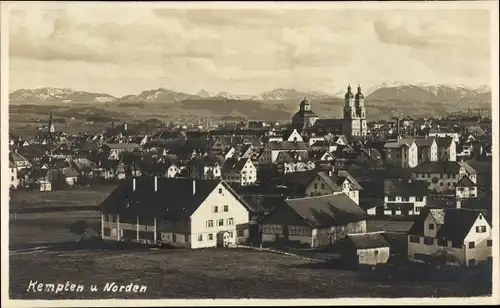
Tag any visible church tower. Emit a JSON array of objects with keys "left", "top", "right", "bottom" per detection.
[
  {"left": 343, "top": 84, "right": 359, "bottom": 136},
  {"left": 355, "top": 85, "right": 367, "bottom": 136},
  {"left": 48, "top": 111, "right": 55, "bottom": 133}
]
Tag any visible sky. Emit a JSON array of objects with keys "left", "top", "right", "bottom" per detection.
[{"left": 6, "top": 3, "right": 493, "bottom": 98}]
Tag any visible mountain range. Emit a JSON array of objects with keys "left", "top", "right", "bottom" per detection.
[{"left": 9, "top": 83, "right": 492, "bottom": 120}]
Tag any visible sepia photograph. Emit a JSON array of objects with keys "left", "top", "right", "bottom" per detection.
[{"left": 1, "top": 0, "right": 499, "bottom": 306}]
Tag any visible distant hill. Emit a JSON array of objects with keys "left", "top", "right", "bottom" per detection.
[
  {"left": 9, "top": 83, "right": 491, "bottom": 120},
  {"left": 9, "top": 88, "right": 117, "bottom": 104}
]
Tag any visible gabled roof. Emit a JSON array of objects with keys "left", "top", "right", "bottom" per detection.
[
  {"left": 345, "top": 232, "right": 390, "bottom": 249},
  {"left": 9, "top": 151, "right": 30, "bottom": 162},
  {"left": 285, "top": 194, "right": 368, "bottom": 228},
  {"left": 103, "top": 143, "right": 142, "bottom": 150},
  {"left": 413, "top": 137, "right": 436, "bottom": 147},
  {"left": 435, "top": 136, "right": 454, "bottom": 147},
  {"left": 275, "top": 151, "right": 310, "bottom": 163},
  {"left": 408, "top": 207, "right": 485, "bottom": 243},
  {"left": 412, "top": 161, "right": 477, "bottom": 175},
  {"left": 98, "top": 177, "right": 251, "bottom": 219},
  {"left": 384, "top": 138, "right": 415, "bottom": 149},
  {"left": 384, "top": 179, "right": 428, "bottom": 197},
  {"left": 456, "top": 175, "right": 476, "bottom": 187},
  {"left": 222, "top": 157, "right": 250, "bottom": 172},
  {"left": 266, "top": 141, "right": 309, "bottom": 151}
]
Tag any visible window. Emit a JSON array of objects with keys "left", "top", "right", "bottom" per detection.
[
  {"left": 374, "top": 250, "right": 379, "bottom": 256},
  {"left": 452, "top": 174, "right": 456, "bottom": 179},
  {"left": 314, "top": 183, "right": 318, "bottom": 189},
  {"left": 424, "top": 237, "right": 434, "bottom": 245},
  {"left": 321, "top": 183, "right": 325, "bottom": 189},
  {"left": 208, "top": 234, "right": 213, "bottom": 241},
  {"left": 11, "top": 176, "right": 14, "bottom": 181},
  {"left": 428, "top": 223, "right": 435, "bottom": 230},
  {"left": 223, "top": 205, "right": 229, "bottom": 212},
  {"left": 440, "top": 182, "right": 444, "bottom": 186},
  {"left": 213, "top": 206, "right": 218, "bottom": 213},
  {"left": 103, "top": 228, "right": 111, "bottom": 237},
  {"left": 172, "top": 234, "right": 177, "bottom": 242},
  {"left": 468, "top": 242, "right": 475, "bottom": 249},
  {"left": 227, "top": 218, "right": 233, "bottom": 225},
  {"left": 207, "top": 220, "right": 214, "bottom": 228},
  {"left": 237, "top": 230, "right": 244, "bottom": 237},
  {"left": 487, "top": 240, "right": 492, "bottom": 247},
  {"left": 437, "top": 239, "right": 447, "bottom": 247},
  {"left": 198, "top": 235, "right": 203, "bottom": 242},
  {"left": 416, "top": 196, "right": 423, "bottom": 202},
  {"left": 229, "top": 231, "right": 233, "bottom": 238},
  {"left": 476, "top": 226, "right": 486, "bottom": 233},
  {"left": 409, "top": 236, "right": 420, "bottom": 243},
  {"left": 218, "top": 219, "right": 224, "bottom": 226},
  {"left": 402, "top": 197, "right": 409, "bottom": 202},
  {"left": 388, "top": 196, "right": 396, "bottom": 201},
  {"left": 218, "top": 188, "right": 223, "bottom": 194},
  {"left": 185, "top": 235, "right": 189, "bottom": 242}
]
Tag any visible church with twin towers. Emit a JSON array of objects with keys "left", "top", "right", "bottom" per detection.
[{"left": 291, "top": 84, "right": 368, "bottom": 137}]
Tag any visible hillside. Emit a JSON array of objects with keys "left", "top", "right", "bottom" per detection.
[{"left": 9, "top": 83, "right": 492, "bottom": 120}]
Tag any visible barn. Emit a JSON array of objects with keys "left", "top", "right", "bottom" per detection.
[{"left": 340, "top": 231, "right": 391, "bottom": 268}]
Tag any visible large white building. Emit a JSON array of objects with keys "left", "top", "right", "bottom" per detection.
[
  {"left": 221, "top": 157, "right": 257, "bottom": 186},
  {"left": 407, "top": 208, "right": 492, "bottom": 267},
  {"left": 411, "top": 161, "right": 477, "bottom": 195},
  {"left": 383, "top": 138, "right": 419, "bottom": 168},
  {"left": 99, "top": 177, "right": 252, "bottom": 249},
  {"left": 304, "top": 170, "right": 362, "bottom": 205}
]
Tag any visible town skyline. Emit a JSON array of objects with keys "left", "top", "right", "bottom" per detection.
[{"left": 8, "top": 4, "right": 492, "bottom": 97}]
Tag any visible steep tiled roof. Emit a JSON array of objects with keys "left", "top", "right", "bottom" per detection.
[
  {"left": 285, "top": 194, "right": 368, "bottom": 228},
  {"left": 275, "top": 151, "right": 310, "bottom": 163},
  {"left": 222, "top": 157, "right": 249, "bottom": 172},
  {"left": 436, "top": 136, "right": 454, "bottom": 147},
  {"left": 413, "top": 161, "right": 477, "bottom": 175},
  {"left": 408, "top": 207, "right": 484, "bottom": 244},
  {"left": 345, "top": 232, "right": 390, "bottom": 249},
  {"left": 104, "top": 143, "right": 141, "bottom": 150},
  {"left": 384, "top": 179, "right": 428, "bottom": 197},
  {"left": 413, "top": 137, "right": 436, "bottom": 147},
  {"left": 456, "top": 175, "right": 476, "bottom": 187},
  {"left": 99, "top": 177, "right": 250, "bottom": 218}
]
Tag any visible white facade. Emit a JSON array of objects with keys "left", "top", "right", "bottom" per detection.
[
  {"left": 280, "top": 161, "right": 316, "bottom": 175},
  {"left": 189, "top": 182, "right": 250, "bottom": 249},
  {"left": 383, "top": 195, "right": 427, "bottom": 216},
  {"left": 429, "top": 132, "right": 460, "bottom": 143},
  {"left": 385, "top": 142, "right": 418, "bottom": 168},
  {"left": 286, "top": 129, "right": 303, "bottom": 142},
  {"left": 222, "top": 159, "right": 257, "bottom": 186},
  {"left": 408, "top": 212, "right": 492, "bottom": 267},
  {"left": 306, "top": 177, "right": 360, "bottom": 205},
  {"left": 102, "top": 181, "right": 250, "bottom": 249},
  {"left": 413, "top": 167, "right": 476, "bottom": 194},
  {"left": 10, "top": 165, "right": 19, "bottom": 189}
]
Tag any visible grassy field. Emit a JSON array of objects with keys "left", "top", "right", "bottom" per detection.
[
  {"left": 10, "top": 247, "right": 487, "bottom": 299},
  {"left": 8, "top": 188, "right": 490, "bottom": 299}
]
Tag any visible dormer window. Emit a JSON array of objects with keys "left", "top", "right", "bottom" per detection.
[{"left": 428, "top": 223, "right": 435, "bottom": 230}]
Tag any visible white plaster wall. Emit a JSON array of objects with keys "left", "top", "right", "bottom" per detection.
[{"left": 190, "top": 183, "right": 250, "bottom": 249}]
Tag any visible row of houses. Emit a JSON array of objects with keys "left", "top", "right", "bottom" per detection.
[{"left": 98, "top": 176, "right": 492, "bottom": 267}]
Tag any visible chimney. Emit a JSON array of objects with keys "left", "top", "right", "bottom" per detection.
[
  {"left": 192, "top": 180, "right": 196, "bottom": 195},
  {"left": 154, "top": 176, "right": 158, "bottom": 192},
  {"left": 132, "top": 177, "right": 136, "bottom": 191}
]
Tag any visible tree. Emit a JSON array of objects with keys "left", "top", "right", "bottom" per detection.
[
  {"left": 70, "top": 220, "right": 88, "bottom": 241},
  {"left": 431, "top": 248, "right": 459, "bottom": 269}
]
